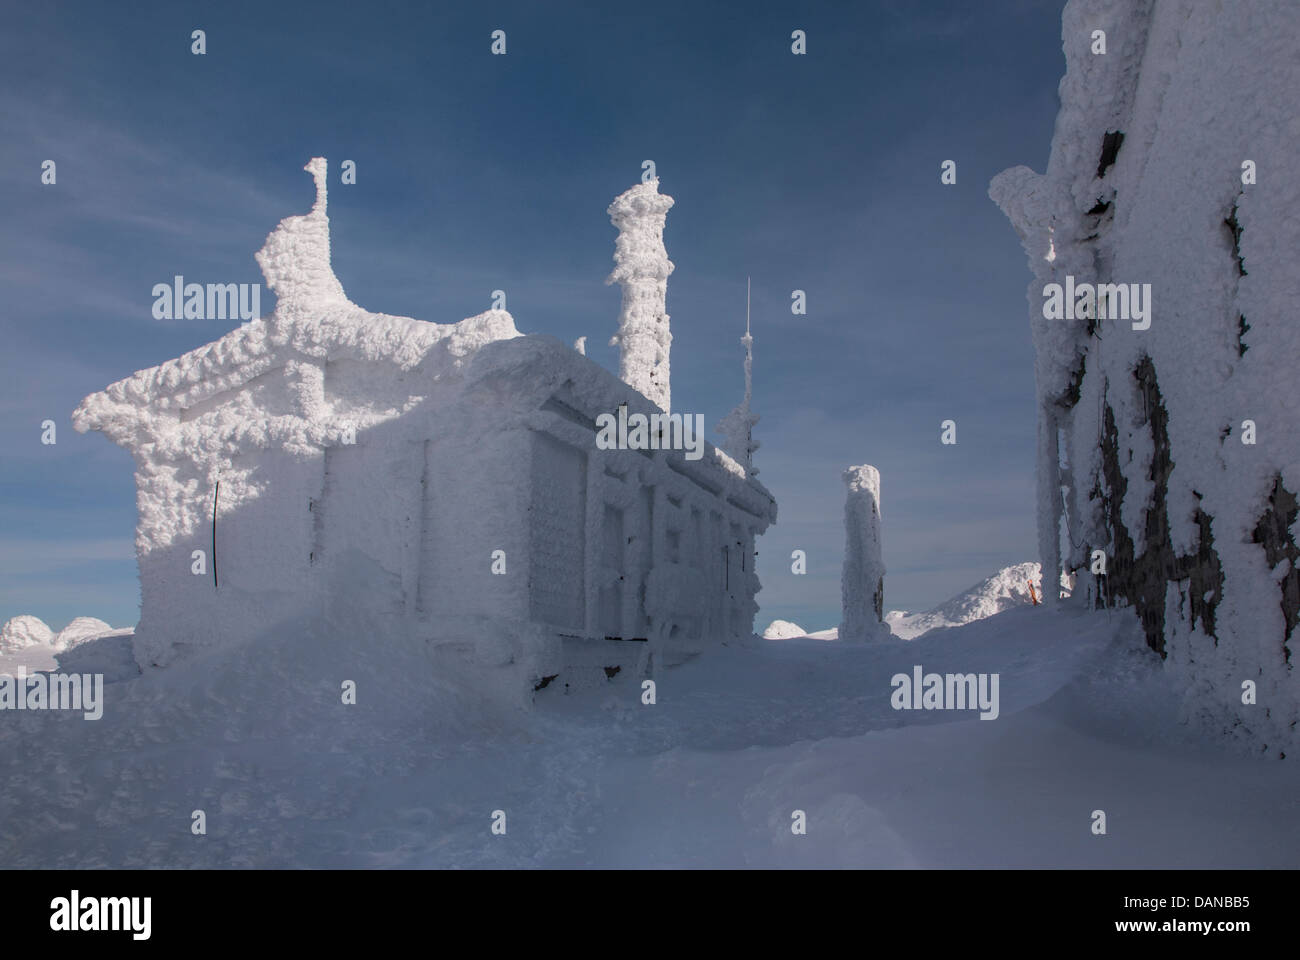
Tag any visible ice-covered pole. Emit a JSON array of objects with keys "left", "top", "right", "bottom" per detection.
[
  {"left": 840, "top": 464, "right": 887, "bottom": 641},
  {"left": 606, "top": 179, "right": 675, "bottom": 412}
]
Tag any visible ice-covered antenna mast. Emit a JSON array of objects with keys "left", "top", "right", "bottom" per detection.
[
  {"left": 743, "top": 276, "right": 753, "bottom": 407},
  {"left": 717, "top": 277, "right": 761, "bottom": 475}
]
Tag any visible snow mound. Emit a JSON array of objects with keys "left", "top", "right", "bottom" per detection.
[
  {"left": 53, "top": 616, "right": 114, "bottom": 652},
  {"left": 54, "top": 631, "right": 141, "bottom": 683},
  {"left": 0, "top": 615, "right": 55, "bottom": 653},
  {"left": 887, "top": 563, "right": 1048, "bottom": 640},
  {"left": 762, "top": 620, "right": 806, "bottom": 640}
]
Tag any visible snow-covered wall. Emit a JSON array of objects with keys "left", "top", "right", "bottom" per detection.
[
  {"left": 839, "top": 464, "right": 887, "bottom": 641},
  {"left": 990, "top": 0, "right": 1299, "bottom": 755}
]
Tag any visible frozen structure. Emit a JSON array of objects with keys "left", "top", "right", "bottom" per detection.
[
  {"left": 73, "top": 159, "right": 776, "bottom": 699},
  {"left": 839, "top": 465, "right": 888, "bottom": 641},
  {"left": 990, "top": 0, "right": 1299, "bottom": 754},
  {"left": 716, "top": 278, "right": 761, "bottom": 474},
  {"left": 606, "top": 180, "right": 674, "bottom": 412}
]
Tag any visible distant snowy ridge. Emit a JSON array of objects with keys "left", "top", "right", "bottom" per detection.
[
  {"left": 761, "top": 563, "right": 1063, "bottom": 642},
  {"left": 0, "top": 615, "right": 133, "bottom": 673},
  {"left": 0, "top": 615, "right": 123, "bottom": 654},
  {"left": 886, "top": 563, "right": 1057, "bottom": 640}
]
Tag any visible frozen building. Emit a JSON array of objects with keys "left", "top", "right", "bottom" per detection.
[
  {"left": 73, "top": 159, "right": 777, "bottom": 699},
  {"left": 990, "top": 0, "right": 1299, "bottom": 753}
]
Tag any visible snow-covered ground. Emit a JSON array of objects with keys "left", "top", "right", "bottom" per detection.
[{"left": 2, "top": 598, "right": 1296, "bottom": 868}]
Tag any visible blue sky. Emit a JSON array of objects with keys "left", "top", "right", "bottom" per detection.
[{"left": 0, "top": 0, "right": 1065, "bottom": 633}]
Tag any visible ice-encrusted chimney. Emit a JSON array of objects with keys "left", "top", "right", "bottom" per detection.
[
  {"left": 606, "top": 179, "right": 675, "bottom": 412},
  {"left": 840, "top": 464, "right": 887, "bottom": 641}
]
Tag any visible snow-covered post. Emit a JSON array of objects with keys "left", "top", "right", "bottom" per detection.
[
  {"left": 606, "top": 180, "right": 675, "bottom": 412},
  {"left": 840, "top": 465, "right": 887, "bottom": 641}
]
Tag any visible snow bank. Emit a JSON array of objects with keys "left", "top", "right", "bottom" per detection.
[
  {"left": 762, "top": 619, "right": 806, "bottom": 640},
  {"left": 990, "top": 0, "right": 1300, "bottom": 754},
  {"left": 54, "top": 631, "right": 141, "bottom": 684}
]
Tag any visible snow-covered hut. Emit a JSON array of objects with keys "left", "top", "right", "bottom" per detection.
[{"left": 73, "top": 159, "right": 777, "bottom": 698}]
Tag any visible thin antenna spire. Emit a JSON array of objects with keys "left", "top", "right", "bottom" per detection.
[
  {"left": 746, "top": 276, "right": 751, "bottom": 337},
  {"left": 718, "top": 276, "right": 760, "bottom": 475}
]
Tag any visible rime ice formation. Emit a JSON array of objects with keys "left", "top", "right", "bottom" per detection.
[
  {"left": 990, "top": 0, "right": 1300, "bottom": 754},
  {"left": 74, "top": 159, "right": 520, "bottom": 558},
  {"left": 73, "top": 159, "right": 776, "bottom": 694},
  {"left": 606, "top": 179, "right": 674, "bottom": 412},
  {"left": 839, "top": 465, "right": 888, "bottom": 641},
  {"left": 762, "top": 619, "right": 806, "bottom": 640},
  {"left": 53, "top": 616, "right": 114, "bottom": 651},
  {"left": 716, "top": 278, "right": 761, "bottom": 475},
  {"left": 0, "top": 615, "right": 55, "bottom": 653}
]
